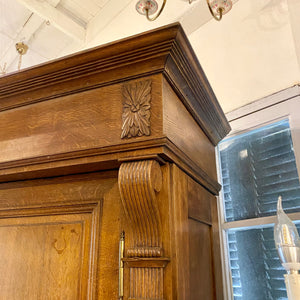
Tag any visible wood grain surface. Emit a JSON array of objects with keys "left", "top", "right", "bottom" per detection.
[
  {"left": 163, "top": 77, "right": 217, "bottom": 182},
  {"left": 0, "top": 76, "right": 162, "bottom": 164},
  {"left": 0, "top": 171, "right": 122, "bottom": 299},
  {"left": 169, "top": 165, "right": 224, "bottom": 300},
  {"left": 0, "top": 24, "right": 228, "bottom": 300},
  {"left": 0, "top": 23, "right": 229, "bottom": 145}
]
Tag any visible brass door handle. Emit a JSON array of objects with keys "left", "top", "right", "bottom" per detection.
[{"left": 119, "top": 231, "right": 125, "bottom": 299}]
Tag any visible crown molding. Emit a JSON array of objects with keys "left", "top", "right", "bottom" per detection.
[{"left": 0, "top": 23, "right": 229, "bottom": 145}]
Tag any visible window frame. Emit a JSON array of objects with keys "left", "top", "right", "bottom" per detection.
[{"left": 216, "top": 85, "right": 300, "bottom": 300}]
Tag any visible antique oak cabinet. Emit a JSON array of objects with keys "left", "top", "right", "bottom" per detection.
[{"left": 0, "top": 24, "right": 230, "bottom": 299}]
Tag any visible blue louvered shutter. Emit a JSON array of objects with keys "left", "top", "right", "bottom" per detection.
[{"left": 218, "top": 119, "right": 300, "bottom": 300}]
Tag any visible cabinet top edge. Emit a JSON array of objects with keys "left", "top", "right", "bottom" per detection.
[
  {"left": 0, "top": 23, "right": 230, "bottom": 144},
  {"left": 0, "top": 23, "right": 183, "bottom": 85}
]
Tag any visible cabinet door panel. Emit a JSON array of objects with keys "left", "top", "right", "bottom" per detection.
[
  {"left": 0, "top": 212, "right": 95, "bottom": 299},
  {"left": 0, "top": 172, "right": 120, "bottom": 299}
]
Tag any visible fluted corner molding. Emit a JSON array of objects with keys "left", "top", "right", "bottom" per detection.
[{"left": 118, "top": 160, "right": 163, "bottom": 257}]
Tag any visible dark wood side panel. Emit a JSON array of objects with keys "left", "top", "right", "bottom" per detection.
[
  {"left": 189, "top": 218, "right": 215, "bottom": 300},
  {"left": 171, "top": 164, "right": 224, "bottom": 300},
  {"left": 163, "top": 78, "right": 217, "bottom": 182},
  {"left": 188, "top": 175, "right": 213, "bottom": 224},
  {"left": 211, "top": 195, "right": 225, "bottom": 300},
  {"left": 188, "top": 174, "right": 224, "bottom": 300},
  {"left": 164, "top": 26, "right": 231, "bottom": 145}
]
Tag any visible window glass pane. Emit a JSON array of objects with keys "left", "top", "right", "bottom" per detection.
[
  {"left": 227, "top": 224, "right": 300, "bottom": 300},
  {"left": 219, "top": 119, "right": 300, "bottom": 221}
]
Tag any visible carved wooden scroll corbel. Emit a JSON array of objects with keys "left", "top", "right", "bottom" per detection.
[{"left": 118, "top": 160, "right": 168, "bottom": 300}]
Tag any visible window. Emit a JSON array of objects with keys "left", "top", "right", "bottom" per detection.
[{"left": 217, "top": 86, "right": 300, "bottom": 300}]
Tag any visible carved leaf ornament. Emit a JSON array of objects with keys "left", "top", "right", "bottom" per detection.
[{"left": 121, "top": 80, "right": 151, "bottom": 139}]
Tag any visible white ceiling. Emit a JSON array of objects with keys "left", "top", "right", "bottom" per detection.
[{"left": 0, "top": 0, "right": 299, "bottom": 113}]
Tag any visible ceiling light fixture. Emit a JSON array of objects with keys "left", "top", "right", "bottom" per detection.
[
  {"left": 15, "top": 42, "right": 28, "bottom": 71},
  {"left": 206, "top": 0, "right": 232, "bottom": 21},
  {"left": 136, "top": 0, "right": 233, "bottom": 22},
  {"left": 136, "top": 0, "right": 166, "bottom": 21},
  {"left": 0, "top": 63, "right": 7, "bottom": 76}
]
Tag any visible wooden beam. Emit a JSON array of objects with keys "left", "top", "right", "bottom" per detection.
[
  {"left": 17, "top": 0, "right": 86, "bottom": 42},
  {"left": 86, "top": 0, "right": 132, "bottom": 43}
]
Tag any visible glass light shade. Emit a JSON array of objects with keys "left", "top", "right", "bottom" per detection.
[
  {"left": 274, "top": 196, "right": 300, "bottom": 273},
  {"left": 209, "top": 0, "right": 232, "bottom": 15},
  {"left": 136, "top": 0, "right": 158, "bottom": 15}
]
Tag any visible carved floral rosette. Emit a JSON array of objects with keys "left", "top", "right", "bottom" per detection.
[{"left": 121, "top": 80, "right": 151, "bottom": 139}]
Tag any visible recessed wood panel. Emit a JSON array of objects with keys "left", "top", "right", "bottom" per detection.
[
  {"left": 189, "top": 219, "right": 214, "bottom": 300},
  {"left": 0, "top": 213, "right": 92, "bottom": 299},
  {"left": 0, "top": 171, "right": 121, "bottom": 299},
  {"left": 188, "top": 176, "right": 214, "bottom": 224},
  {"left": 0, "top": 171, "right": 116, "bottom": 212}
]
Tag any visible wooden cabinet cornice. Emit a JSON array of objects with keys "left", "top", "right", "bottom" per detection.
[{"left": 0, "top": 23, "right": 229, "bottom": 299}]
